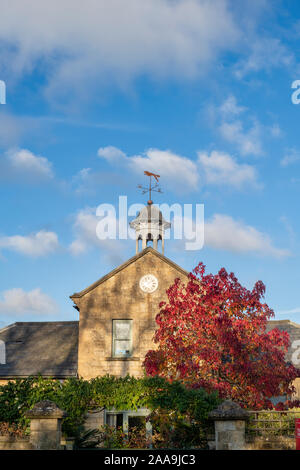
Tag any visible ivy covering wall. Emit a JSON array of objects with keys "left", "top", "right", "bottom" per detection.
[{"left": 0, "top": 374, "right": 220, "bottom": 438}]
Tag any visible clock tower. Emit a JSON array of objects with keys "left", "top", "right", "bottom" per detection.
[{"left": 71, "top": 200, "right": 188, "bottom": 379}]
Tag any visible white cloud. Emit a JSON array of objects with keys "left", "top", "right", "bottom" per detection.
[
  {"left": 216, "top": 97, "right": 283, "bottom": 157},
  {"left": 8, "top": 149, "right": 53, "bottom": 178},
  {"left": 198, "top": 150, "right": 260, "bottom": 189},
  {"left": 69, "top": 206, "right": 288, "bottom": 260},
  {"left": 0, "top": 149, "right": 54, "bottom": 182},
  {"left": 70, "top": 206, "right": 126, "bottom": 265},
  {"left": 209, "top": 95, "right": 264, "bottom": 157},
  {"left": 0, "top": 0, "right": 240, "bottom": 103},
  {"left": 0, "top": 288, "right": 58, "bottom": 315},
  {"left": 98, "top": 146, "right": 199, "bottom": 192},
  {"left": 71, "top": 168, "right": 93, "bottom": 194},
  {"left": 97, "top": 145, "right": 262, "bottom": 192},
  {"left": 205, "top": 214, "right": 289, "bottom": 258},
  {"left": 98, "top": 146, "right": 126, "bottom": 163},
  {"left": 235, "top": 37, "right": 294, "bottom": 78},
  {"left": 219, "top": 95, "right": 246, "bottom": 117},
  {"left": 130, "top": 149, "right": 199, "bottom": 191},
  {"left": 280, "top": 148, "right": 300, "bottom": 167},
  {"left": 219, "top": 119, "right": 263, "bottom": 157},
  {"left": 0, "top": 230, "right": 59, "bottom": 257},
  {"left": 171, "top": 211, "right": 289, "bottom": 258},
  {"left": 69, "top": 207, "right": 100, "bottom": 255}
]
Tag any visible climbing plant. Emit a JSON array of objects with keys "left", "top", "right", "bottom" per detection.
[{"left": 0, "top": 374, "right": 220, "bottom": 438}]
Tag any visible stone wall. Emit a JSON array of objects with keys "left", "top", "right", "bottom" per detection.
[
  {"left": 0, "top": 436, "right": 32, "bottom": 450},
  {"left": 208, "top": 432, "right": 296, "bottom": 451},
  {"left": 0, "top": 379, "right": 9, "bottom": 386},
  {"left": 73, "top": 250, "right": 188, "bottom": 379},
  {"left": 25, "top": 400, "right": 66, "bottom": 450},
  {"left": 267, "top": 320, "right": 300, "bottom": 399},
  {"left": 208, "top": 401, "right": 298, "bottom": 451},
  {"left": 208, "top": 400, "right": 250, "bottom": 450},
  {"left": 84, "top": 409, "right": 105, "bottom": 431},
  {"left": 246, "top": 436, "right": 295, "bottom": 450}
]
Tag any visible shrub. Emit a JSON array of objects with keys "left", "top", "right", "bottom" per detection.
[
  {"left": 0, "top": 422, "right": 27, "bottom": 438},
  {"left": 0, "top": 374, "right": 220, "bottom": 445}
]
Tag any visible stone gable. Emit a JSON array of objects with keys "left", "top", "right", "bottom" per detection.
[{"left": 71, "top": 247, "right": 188, "bottom": 379}]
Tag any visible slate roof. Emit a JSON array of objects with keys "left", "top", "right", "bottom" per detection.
[{"left": 0, "top": 321, "right": 78, "bottom": 378}]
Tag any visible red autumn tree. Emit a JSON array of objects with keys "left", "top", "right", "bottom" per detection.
[{"left": 144, "top": 263, "right": 299, "bottom": 409}]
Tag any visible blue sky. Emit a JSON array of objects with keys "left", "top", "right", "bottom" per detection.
[{"left": 1, "top": 0, "right": 300, "bottom": 327}]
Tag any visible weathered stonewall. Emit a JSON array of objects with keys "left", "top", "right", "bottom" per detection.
[
  {"left": 25, "top": 400, "right": 67, "bottom": 450},
  {"left": 208, "top": 400, "right": 250, "bottom": 450}
]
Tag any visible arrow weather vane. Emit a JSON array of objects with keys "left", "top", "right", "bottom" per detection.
[{"left": 138, "top": 171, "right": 162, "bottom": 205}]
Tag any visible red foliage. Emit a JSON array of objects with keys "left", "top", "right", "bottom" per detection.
[{"left": 144, "top": 263, "right": 300, "bottom": 409}]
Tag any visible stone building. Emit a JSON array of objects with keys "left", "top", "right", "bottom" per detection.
[{"left": 1, "top": 201, "right": 300, "bottom": 402}]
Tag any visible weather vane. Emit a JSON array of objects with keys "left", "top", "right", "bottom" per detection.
[{"left": 138, "top": 171, "right": 162, "bottom": 205}]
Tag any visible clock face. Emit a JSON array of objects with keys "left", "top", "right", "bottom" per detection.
[{"left": 139, "top": 274, "right": 158, "bottom": 293}]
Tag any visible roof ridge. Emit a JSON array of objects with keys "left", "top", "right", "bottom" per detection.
[
  {"left": 268, "top": 319, "right": 300, "bottom": 328},
  {"left": 0, "top": 321, "right": 79, "bottom": 330},
  {"left": 14, "top": 321, "right": 79, "bottom": 324},
  {"left": 0, "top": 323, "right": 17, "bottom": 333},
  {"left": 70, "top": 247, "right": 189, "bottom": 299}
]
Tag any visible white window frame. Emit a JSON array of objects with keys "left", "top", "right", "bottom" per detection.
[
  {"left": 112, "top": 319, "right": 133, "bottom": 358},
  {"left": 105, "top": 408, "right": 152, "bottom": 447}
]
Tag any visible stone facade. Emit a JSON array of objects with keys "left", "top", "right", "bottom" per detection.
[
  {"left": 84, "top": 409, "right": 105, "bottom": 431},
  {"left": 266, "top": 320, "right": 300, "bottom": 365},
  {"left": 245, "top": 435, "right": 295, "bottom": 450},
  {"left": 25, "top": 400, "right": 66, "bottom": 450},
  {"left": 208, "top": 400, "right": 250, "bottom": 450},
  {"left": 71, "top": 247, "right": 188, "bottom": 380},
  {"left": 267, "top": 320, "right": 300, "bottom": 399},
  {"left": 0, "top": 436, "right": 32, "bottom": 450}
]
